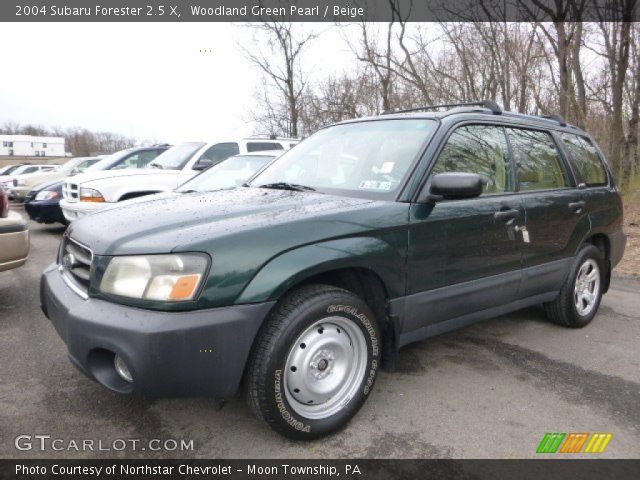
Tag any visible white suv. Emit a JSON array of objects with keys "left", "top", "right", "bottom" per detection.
[{"left": 60, "top": 137, "right": 297, "bottom": 221}]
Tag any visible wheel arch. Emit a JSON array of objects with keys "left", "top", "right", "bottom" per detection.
[{"left": 237, "top": 238, "right": 406, "bottom": 371}]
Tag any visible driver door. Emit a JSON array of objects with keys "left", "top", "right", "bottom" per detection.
[{"left": 404, "top": 124, "right": 524, "bottom": 338}]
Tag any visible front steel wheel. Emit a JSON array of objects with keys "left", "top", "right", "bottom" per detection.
[
  {"left": 245, "top": 284, "right": 380, "bottom": 440},
  {"left": 284, "top": 317, "right": 369, "bottom": 420}
]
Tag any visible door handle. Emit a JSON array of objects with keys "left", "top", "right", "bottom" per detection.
[
  {"left": 494, "top": 209, "right": 521, "bottom": 221},
  {"left": 569, "top": 201, "right": 586, "bottom": 213}
]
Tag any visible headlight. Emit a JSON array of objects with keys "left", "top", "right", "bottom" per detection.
[
  {"left": 35, "top": 190, "right": 58, "bottom": 201},
  {"left": 80, "top": 187, "right": 104, "bottom": 202},
  {"left": 100, "top": 254, "right": 209, "bottom": 302}
]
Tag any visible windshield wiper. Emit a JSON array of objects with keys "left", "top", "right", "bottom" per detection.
[
  {"left": 149, "top": 163, "right": 162, "bottom": 169},
  {"left": 258, "top": 182, "right": 316, "bottom": 192}
]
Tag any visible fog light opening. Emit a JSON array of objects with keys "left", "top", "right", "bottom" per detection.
[{"left": 114, "top": 355, "right": 133, "bottom": 383}]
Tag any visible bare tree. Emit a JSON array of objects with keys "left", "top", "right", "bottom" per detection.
[
  {"left": 623, "top": 23, "right": 640, "bottom": 185},
  {"left": 243, "top": 22, "right": 318, "bottom": 137},
  {"left": 593, "top": 0, "right": 636, "bottom": 181},
  {"left": 347, "top": 21, "right": 396, "bottom": 112}
]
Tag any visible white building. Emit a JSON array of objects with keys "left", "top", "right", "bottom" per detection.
[{"left": 0, "top": 134, "right": 66, "bottom": 157}]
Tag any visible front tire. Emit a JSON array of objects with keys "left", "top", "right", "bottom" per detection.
[
  {"left": 544, "top": 244, "right": 604, "bottom": 328},
  {"left": 245, "top": 284, "right": 381, "bottom": 440}
]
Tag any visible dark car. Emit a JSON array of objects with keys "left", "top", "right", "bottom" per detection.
[
  {"left": 40, "top": 100, "right": 626, "bottom": 440},
  {"left": 24, "top": 180, "right": 67, "bottom": 226}
]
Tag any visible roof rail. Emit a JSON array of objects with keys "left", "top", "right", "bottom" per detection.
[
  {"left": 383, "top": 99, "right": 503, "bottom": 115},
  {"left": 541, "top": 114, "right": 567, "bottom": 127}
]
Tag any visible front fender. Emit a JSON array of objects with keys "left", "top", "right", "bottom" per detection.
[{"left": 235, "top": 236, "right": 406, "bottom": 304}]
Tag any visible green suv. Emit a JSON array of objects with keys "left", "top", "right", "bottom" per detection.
[{"left": 41, "top": 101, "right": 626, "bottom": 439}]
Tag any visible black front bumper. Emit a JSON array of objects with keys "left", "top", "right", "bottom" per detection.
[
  {"left": 40, "top": 264, "right": 275, "bottom": 399},
  {"left": 25, "top": 200, "right": 66, "bottom": 224}
]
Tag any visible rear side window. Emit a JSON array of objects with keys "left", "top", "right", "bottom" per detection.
[
  {"left": 560, "top": 134, "right": 608, "bottom": 186},
  {"left": 507, "top": 128, "right": 568, "bottom": 191},
  {"left": 432, "top": 125, "right": 513, "bottom": 193},
  {"left": 247, "top": 142, "right": 284, "bottom": 152}
]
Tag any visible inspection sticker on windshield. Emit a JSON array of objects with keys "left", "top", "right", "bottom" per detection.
[
  {"left": 380, "top": 162, "right": 395, "bottom": 174},
  {"left": 359, "top": 180, "right": 392, "bottom": 191}
]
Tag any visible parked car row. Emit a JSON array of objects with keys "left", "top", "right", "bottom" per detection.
[
  {"left": 59, "top": 137, "right": 294, "bottom": 220},
  {"left": 36, "top": 102, "right": 626, "bottom": 440},
  {"left": 0, "top": 163, "right": 60, "bottom": 193},
  {"left": 0, "top": 137, "right": 296, "bottom": 274}
]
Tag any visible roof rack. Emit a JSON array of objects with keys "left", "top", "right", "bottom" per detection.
[
  {"left": 541, "top": 114, "right": 567, "bottom": 127},
  {"left": 383, "top": 99, "right": 502, "bottom": 115}
]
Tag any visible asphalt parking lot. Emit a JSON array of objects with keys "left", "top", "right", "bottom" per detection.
[{"left": 1, "top": 210, "right": 639, "bottom": 459}]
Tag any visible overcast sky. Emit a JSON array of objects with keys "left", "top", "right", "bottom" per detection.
[{"left": 0, "top": 23, "right": 360, "bottom": 143}]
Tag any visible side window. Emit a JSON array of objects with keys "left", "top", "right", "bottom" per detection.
[
  {"left": 198, "top": 143, "right": 240, "bottom": 166},
  {"left": 432, "top": 125, "right": 513, "bottom": 194},
  {"left": 507, "top": 128, "right": 568, "bottom": 191},
  {"left": 247, "top": 142, "right": 284, "bottom": 152},
  {"left": 24, "top": 166, "right": 38, "bottom": 174},
  {"left": 560, "top": 134, "right": 608, "bottom": 186}
]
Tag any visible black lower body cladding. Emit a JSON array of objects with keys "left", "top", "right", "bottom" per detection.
[{"left": 40, "top": 264, "right": 275, "bottom": 398}]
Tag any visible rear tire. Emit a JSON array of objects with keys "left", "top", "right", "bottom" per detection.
[
  {"left": 544, "top": 244, "right": 604, "bottom": 328},
  {"left": 245, "top": 284, "right": 381, "bottom": 440}
]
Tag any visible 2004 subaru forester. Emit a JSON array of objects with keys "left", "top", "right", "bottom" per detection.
[{"left": 41, "top": 101, "right": 626, "bottom": 439}]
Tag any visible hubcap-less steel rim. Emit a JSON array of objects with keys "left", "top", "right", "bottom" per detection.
[
  {"left": 284, "top": 316, "right": 368, "bottom": 420},
  {"left": 574, "top": 259, "right": 600, "bottom": 316}
]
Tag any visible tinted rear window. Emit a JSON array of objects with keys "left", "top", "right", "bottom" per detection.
[{"left": 247, "top": 142, "right": 284, "bottom": 152}]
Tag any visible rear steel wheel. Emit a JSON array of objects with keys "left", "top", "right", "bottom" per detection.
[{"left": 544, "top": 244, "right": 604, "bottom": 328}]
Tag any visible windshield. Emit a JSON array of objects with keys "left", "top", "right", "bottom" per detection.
[
  {"left": 59, "top": 158, "right": 89, "bottom": 174},
  {"left": 149, "top": 142, "right": 205, "bottom": 170},
  {"left": 11, "top": 165, "right": 35, "bottom": 175},
  {"left": 177, "top": 154, "right": 276, "bottom": 193},
  {"left": 85, "top": 150, "right": 132, "bottom": 172},
  {"left": 75, "top": 158, "right": 100, "bottom": 172},
  {"left": 251, "top": 119, "right": 436, "bottom": 198},
  {"left": 0, "top": 165, "right": 21, "bottom": 175}
]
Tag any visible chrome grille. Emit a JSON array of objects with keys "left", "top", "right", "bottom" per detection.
[
  {"left": 63, "top": 182, "right": 79, "bottom": 202},
  {"left": 59, "top": 236, "right": 93, "bottom": 297}
]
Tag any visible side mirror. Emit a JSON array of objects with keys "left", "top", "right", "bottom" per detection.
[
  {"left": 419, "top": 172, "right": 483, "bottom": 203},
  {"left": 193, "top": 158, "right": 214, "bottom": 171}
]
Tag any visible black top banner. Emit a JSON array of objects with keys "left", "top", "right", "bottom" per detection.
[{"left": 3, "top": 0, "right": 640, "bottom": 22}]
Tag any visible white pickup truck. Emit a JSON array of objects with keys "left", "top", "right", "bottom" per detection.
[{"left": 60, "top": 137, "right": 297, "bottom": 221}]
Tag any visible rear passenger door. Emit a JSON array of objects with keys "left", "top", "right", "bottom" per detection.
[
  {"left": 506, "top": 127, "right": 590, "bottom": 299},
  {"left": 558, "top": 133, "right": 619, "bottom": 237}
]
